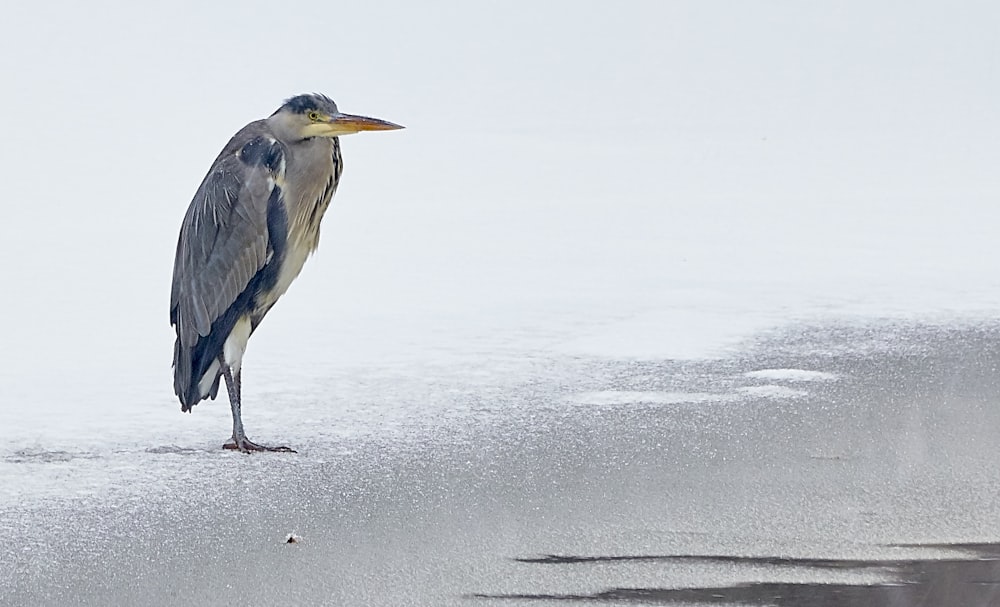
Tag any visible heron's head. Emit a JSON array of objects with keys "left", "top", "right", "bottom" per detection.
[{"left": 269, "top": 93, "right": 403, "bottom": 141}]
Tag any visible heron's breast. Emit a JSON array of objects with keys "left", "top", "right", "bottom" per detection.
[
  {"left": 254, "top": 192, "right": 331, "bottom": 313},
  {"left": 253, "top": 140, "right": 337, "bottom": 312}
]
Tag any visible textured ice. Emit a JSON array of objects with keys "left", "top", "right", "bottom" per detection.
[
  {"left": 5, "top": 323, "right": 1000, "bottom": 606},
  {"left": 744, "top": 369, "right": 840, "bottom": 382},
  {"left": 737, "top": 385, "right": 810, "bottom": 399},
  {"left": 567, "top": 390, "right": 736, "bottom": 406}
]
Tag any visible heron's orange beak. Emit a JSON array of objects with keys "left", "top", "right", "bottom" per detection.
[{"left": 326, "top": 113, "right": 404, "bottom": 136}]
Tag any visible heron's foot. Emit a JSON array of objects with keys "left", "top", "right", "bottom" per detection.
[{"left": 223, "top": 437, "right": 296, "bottom": 453}]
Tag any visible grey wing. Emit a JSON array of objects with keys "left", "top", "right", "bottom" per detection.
[{"left": 169, "top": 141, "right": 280, "bottom": 349}]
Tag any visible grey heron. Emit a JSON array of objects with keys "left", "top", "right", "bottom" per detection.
[{"left": 170, "top": 93, "right": 402, "bottom": 452}]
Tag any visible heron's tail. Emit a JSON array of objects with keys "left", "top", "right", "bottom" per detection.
[{"left": 173, "top": 337, "right": 222, "bottom": 412}]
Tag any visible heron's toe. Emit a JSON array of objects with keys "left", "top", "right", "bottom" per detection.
[{"left": 223, "top": 438, "right": 296, "bottom": 454}]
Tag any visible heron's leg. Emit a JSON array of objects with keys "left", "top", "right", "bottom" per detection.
[
  {"left": 221, "top": 365, "right": 296, "bottom": 454},
  {"left": 224, "top": 366, "right": 247, "bottom": 445}
]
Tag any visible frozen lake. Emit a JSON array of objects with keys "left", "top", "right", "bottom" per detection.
[{"left": 4, "top": 318, "right": 1000, "bottom": 606}]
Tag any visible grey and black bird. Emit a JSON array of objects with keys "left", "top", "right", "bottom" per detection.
[{"left": 170, "top": 93, "right": 402, "bottom": 452}]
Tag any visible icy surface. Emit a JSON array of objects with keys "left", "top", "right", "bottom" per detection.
[
  {"left": 567, "top": 391, "right": 736, "bottom": 406},
  {"left": 4, "top": 323, "right": 1000, "bottom": 606},
  {"left": 744, "top": 369, "right": 840, "bottom": 382},
  {"left": 737, "top": 384, "right": 810, "bottom": 399}
]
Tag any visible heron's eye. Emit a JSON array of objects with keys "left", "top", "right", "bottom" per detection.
[{"left": 307, "top": 111, "right": 321, "bottom": 122}]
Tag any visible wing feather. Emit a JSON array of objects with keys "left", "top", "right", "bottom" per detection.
[{"left": 170, "top": 130, "right": 283, "bottom": 350}]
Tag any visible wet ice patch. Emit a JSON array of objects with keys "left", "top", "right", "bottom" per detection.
[
  {"left": 744, "top": 369, "right": 838, "bottom": 382},
  {"left": 738, "top": 385, "right": 809, "bottom": 399},
  {"left": 568, "top": 391, "right": 736, "bottom": 406}
]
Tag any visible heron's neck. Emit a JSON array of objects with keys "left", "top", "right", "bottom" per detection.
[{"left": 284, "top": 137, "right": 337, "bottom": 253}]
